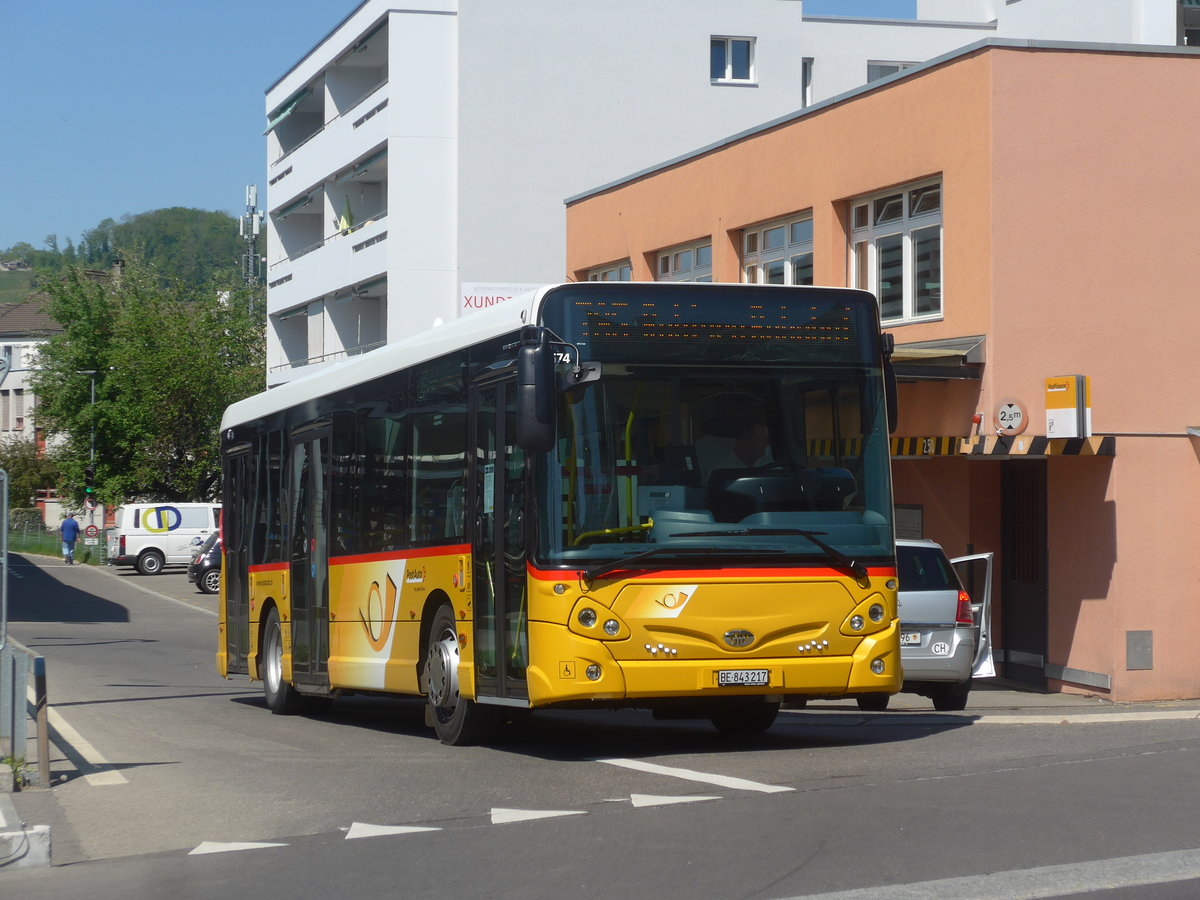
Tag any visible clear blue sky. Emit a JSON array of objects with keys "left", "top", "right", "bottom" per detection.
[{"left": 0, "top": 0, "right": 915, "bottom": 253}]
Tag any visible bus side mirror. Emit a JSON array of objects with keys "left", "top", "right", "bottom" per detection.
[
  {"left": 884, "top": 359, "right": 898, "bottom": 434},
  {"left": 516, "top": 343, "right": 556, "bottom": 452}
]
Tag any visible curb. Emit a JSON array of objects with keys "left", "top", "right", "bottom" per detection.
[{"left": 0, "top": 790, "right": 50, "bottom": 870}]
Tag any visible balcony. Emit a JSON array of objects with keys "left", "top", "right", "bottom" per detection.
[{"left": 267, "top": 212, "right": 389, "bottom": 315}]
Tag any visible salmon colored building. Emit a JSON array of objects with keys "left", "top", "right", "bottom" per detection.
[{"left": 564, "top": 39, "right": 1200, "bottom": 701}]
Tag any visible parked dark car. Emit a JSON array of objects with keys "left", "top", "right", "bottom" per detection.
[{"left": 187, "top": 532, "right": 221, "bottom": 594}]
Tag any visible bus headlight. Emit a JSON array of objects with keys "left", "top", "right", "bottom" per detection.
[
  {"left": 568, "top": 599, "right": 630, "bottom": 640},
  {"left": 840, "top": 593, "right": 892, "bottom": 637},
  {"left": 871, "top": 658, "right": 886, "bottom": 675}
]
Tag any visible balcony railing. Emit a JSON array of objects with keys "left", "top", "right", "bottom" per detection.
[{"left": 268, "top": 339, "right": 388, "bottom": 374}]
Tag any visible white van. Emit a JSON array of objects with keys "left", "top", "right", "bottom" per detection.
[{"left": 107, "top": 503, "right": 221, "bottom": 575}]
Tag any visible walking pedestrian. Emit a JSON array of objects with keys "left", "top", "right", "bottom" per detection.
[{"left": 60, "top": 512, "right": 81, "bottom": 565}]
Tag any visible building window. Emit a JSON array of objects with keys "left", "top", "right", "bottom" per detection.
[
  {"left": 867, "top": 61, "right": 916, "bottom": 82},
  {"left": 850, "top": 179, "right": 942, "bottom": 323},
  {"left": 587, "top": 261, "right": 632, "bottom": 282},
  {"left": 742, "top": 214, "right": 814, "bottom": 286},
  {"left": 711, "top": 37, "right": 755, "bottom": 84},
  {"left": 657, "top": 241, "right": 712, "bottom": 282},
  {"left": 802, "top": 58, "right": 813, "bottom": 108}
]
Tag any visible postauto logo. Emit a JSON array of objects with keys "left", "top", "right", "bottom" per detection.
[{"left": 140, "top": 506, "right": 183, "bottom": 533}]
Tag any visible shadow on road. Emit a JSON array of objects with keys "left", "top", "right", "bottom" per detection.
[
  {"left": 227, "top": 690, "right": 973, "bottom": 761},
  {"left": 6, "top": 552, "right": 130, "bottom": 623}
]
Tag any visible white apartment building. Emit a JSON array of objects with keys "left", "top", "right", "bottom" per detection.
[
  {"left": 0, "top": 299, "right": 62, "bottom": 446},
  {"left": 263, "top": 0, "right": 1197, "bottom": 385}
]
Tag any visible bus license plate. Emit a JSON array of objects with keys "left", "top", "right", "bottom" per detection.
[
  {"left": 718, "top": 669, "right": 769, "bottom": 687},
  {"left": 901, "top": 632, "right": 922, "bottom": 646}
]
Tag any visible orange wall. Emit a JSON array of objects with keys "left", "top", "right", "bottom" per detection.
[
  {"left": 567, "top": 47, "right": 997, "bottom": 351},
  {"left": 986, "top": 49, "right": 1200, "bottom": 699}
]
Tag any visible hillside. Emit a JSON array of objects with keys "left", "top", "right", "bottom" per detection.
[{"left": 0, "top": 269, "right": 36, "bottom": 305}]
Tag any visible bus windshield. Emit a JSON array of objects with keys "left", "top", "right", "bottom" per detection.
[{"left": 536, "top": 284, "right": 894, "bottom": 572}]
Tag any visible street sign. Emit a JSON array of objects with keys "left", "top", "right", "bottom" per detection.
[
  {"left": 84, "top": 496, "right": 97, "bottom": 511},
  {"left": 994, "top": 398, "right": 1029, "bottom": 436},
  {"left": 83, "top": 538, "right": 99, "bottom": 546},
  {"left": 85, "top": 525, "right": 99, "bottom": 538}
]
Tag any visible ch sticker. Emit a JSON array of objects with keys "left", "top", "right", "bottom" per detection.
[{"left": 559, "top": 661, "right": 576, "bottom": 679}]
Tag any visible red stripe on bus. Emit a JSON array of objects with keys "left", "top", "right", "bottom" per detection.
[
  {"left": 526, "top": 564, "right": 896, "bottom": 581},
  {"left": 247, "top": 562, "right": 289, "bottom": 574},
  {"left": 330, "top": 544, "right": 471, "bottom": 567}
]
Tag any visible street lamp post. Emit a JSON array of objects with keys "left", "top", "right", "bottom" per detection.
[{"left": 76, "top": 370, "right": 96, "bottom": 463}]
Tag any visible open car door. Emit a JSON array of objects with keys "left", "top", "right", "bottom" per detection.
[{"left": 951, "top": 552, "right": 995, "bottom": 678}]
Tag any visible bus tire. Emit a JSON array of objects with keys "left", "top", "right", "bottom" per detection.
[
  {"left": 136, "top": 550, "right": 165, "bottom": 576},
  {"left": 424, "top": 604, "right": 499, "bottom": 746},
  {"left": 262, "top": 607, "right": 302, "bottom": 715},
  {"left": 709, "top": 700, "right": 779, "bottom": 735},
  {"left": 856, "top": 694, "right": 890, "bottom": 712}
]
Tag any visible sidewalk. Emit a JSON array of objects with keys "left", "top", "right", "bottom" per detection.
[{"left": 791, "top": 678, "right": 1200, "bottom": 723}]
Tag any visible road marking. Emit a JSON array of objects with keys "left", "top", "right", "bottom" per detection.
[
  {"left": 599, "top": 758, "right": 794, "bottom": 793},
  {"left": 782, "top": 846, "right": 1200, "bottom": 899},
  {"left": 345, "top": 822, "right": 441, "bottom": 839},
  {"left": 780, "top": 709, "right": 1200, "bottom": 726},
  {"left": 189, "top": 841, "right": 287, "bottom": 855},
  {"left": 630, "top": 793, "right": 720, "bottom": 808},
  {"left": 491, "top": 808, "right": 587, "bottom": 825},
  {"left": 46, "top": 706, "right": 128, "bottom": 785}
]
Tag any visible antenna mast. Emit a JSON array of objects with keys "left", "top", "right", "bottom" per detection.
[{"left": 239, "top": 185, "right": 264, "bottom": 286}]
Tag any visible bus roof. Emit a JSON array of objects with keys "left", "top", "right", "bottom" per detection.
[{"left": 222, "top": 285, "right": 552, "bottom": 430}]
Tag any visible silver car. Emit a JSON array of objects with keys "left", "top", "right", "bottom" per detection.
[{"left": 857, "top": 539, "right": 993, "bottom": 711}]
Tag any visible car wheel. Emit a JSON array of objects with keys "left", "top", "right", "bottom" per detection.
[
  {"left": 856, "top": 694, "right": 891, "bottom": 712},
  {"left": 136, "top": 550, "right": 165, "bottom": 576},
  {"left": 200, "top": 567, "right": 221, "bottom": 594},
  {"left": 425, "top": 603, "right": 500, "bottom": 745},
  {"left": 931, "top": 678, "right": 972, "bottom": 712}
]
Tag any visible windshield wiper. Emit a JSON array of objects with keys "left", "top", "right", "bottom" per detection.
[
  {"left": 580, "top": 545, "right": 784, "bottom": 584},
  {"left": 670, "top": 528, "right": 868, "bottom": 580}
]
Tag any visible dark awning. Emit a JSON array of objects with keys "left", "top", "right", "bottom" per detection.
[{"left": 891, "top": 334, "right": 985, "bottom": 381}]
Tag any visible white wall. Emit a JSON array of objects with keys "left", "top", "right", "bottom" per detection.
[{"left": 456, "top": 0, "right": 808, "bottom": 292}]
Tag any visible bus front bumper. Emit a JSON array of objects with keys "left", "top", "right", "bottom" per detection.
[{"left": 523, "top": 622, "right": 900, "bottom": 706}]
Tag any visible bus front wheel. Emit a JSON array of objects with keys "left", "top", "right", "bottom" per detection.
[
  {"left": 262, "top": 608, "right": 302, "bottom": 715},
  {"left": 709, "top": 699, "right": 780, "bottom": 735},
  {"left": 424, "top": 604, "right": 499, "bottom": 746}
]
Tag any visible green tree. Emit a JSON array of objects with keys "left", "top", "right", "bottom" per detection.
[
  {"left": 0, "top": 436, "right": 60, "bottom": 508},
  {"left": 30, "top": 256, "right": 264, "bottom": 504},
  {"left": 9, "top": 207, "right": 247, "bottom": 287}
]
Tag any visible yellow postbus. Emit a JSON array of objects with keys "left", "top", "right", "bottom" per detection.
[{"left": 217, "top": 282, "right": 900, "bottom": 744}]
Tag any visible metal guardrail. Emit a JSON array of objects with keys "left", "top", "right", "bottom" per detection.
[{"left": 0, "top": 639, "right": 48, "bottom": 788}]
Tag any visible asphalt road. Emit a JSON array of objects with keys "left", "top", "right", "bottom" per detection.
[{"left": 3, "top": 553, "right": 1200, "bottom": 899}]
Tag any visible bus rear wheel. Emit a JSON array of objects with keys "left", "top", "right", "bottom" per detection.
[
  {"left": 262, "top": 607, "right": 302, "bottom": 715},
  {"left": 425, "top": 604, "right": 499, "bottom": 746},
  {"left": 709, "top": 699, "right": 780, "bottom": 735}
]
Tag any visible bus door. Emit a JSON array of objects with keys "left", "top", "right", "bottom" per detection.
[
  {"left": 288, "top": 423, "right": 331, "bottom": 690},
  {"left": 223, "top": 444, "right": 252, "bottom": 674},
  {"left": 471, "top": 378, "right": 529, "bottom": 704}
]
